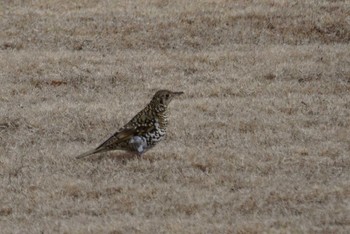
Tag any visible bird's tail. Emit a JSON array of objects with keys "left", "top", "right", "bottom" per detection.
[{"left": 76, "top": 148, "right": 104, "bottom": 159}]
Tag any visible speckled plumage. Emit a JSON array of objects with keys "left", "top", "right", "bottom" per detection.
[{"left": 76, "top": 90, "right": 183, "bottom": 159}]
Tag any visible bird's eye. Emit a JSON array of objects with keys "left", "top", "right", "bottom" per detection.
[{"left": 165, "top": 94, "right": 169, "bottom": 99}]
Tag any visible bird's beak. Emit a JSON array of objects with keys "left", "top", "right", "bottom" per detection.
[{"left": 173, "top": 91, "right": 184, "bottom": 96}]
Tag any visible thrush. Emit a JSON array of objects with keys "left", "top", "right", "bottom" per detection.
[{"left": 76, "top": 90, "right": 184, "bottom": 159}]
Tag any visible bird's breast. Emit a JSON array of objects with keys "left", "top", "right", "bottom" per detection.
[{"left": 155, "top": 113, "right": 168, "bottom": 128}]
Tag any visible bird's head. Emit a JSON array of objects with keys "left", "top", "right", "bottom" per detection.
[{"left": 151, "top": 90, "right": 184, "bottom": 108}]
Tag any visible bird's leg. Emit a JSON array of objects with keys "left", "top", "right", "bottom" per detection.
[{"left": 137, "top": 152, "right": 143, "bottom": 158}]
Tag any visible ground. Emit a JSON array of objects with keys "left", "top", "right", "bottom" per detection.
[{"left": 0, "top": 0, "right": 349, "bottom": 233}]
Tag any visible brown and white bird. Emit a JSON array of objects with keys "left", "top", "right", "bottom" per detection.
[{"left": 76, "top": 90, "right": 184, "bottom": 159}]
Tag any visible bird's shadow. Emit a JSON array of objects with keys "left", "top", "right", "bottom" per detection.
[{"left": 80, "top": 152, "right": 140, "bottom": 163}]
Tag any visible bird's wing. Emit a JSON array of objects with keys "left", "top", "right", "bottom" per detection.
[
  {"left": 95, "top": 127, "right": 135, "bottom": 150},
  {"left": 95, "top": 107, "right": 155, "bottom": 151},
  {"left": 76, "top": 127, "right": 142, "bottom": 159},
  {"left": 95, "top": 124, "right": 153, "bottom": 151}
]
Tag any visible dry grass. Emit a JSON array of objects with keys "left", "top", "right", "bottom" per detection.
[{"left": 1, "top": 0, "right": 350, "bottom": 233}]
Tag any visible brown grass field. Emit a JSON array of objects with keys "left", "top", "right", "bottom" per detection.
[{"left": 1, "top": 0, "right": 350, "bottom": 233}]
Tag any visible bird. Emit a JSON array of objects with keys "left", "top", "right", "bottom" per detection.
[{"left": 76, "top": 90, "right": 184, "bottom": 159}]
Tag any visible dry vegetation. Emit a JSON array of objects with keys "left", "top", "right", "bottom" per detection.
[{"left": 1, "top": 0, "right": 350, "bottom": 233}]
